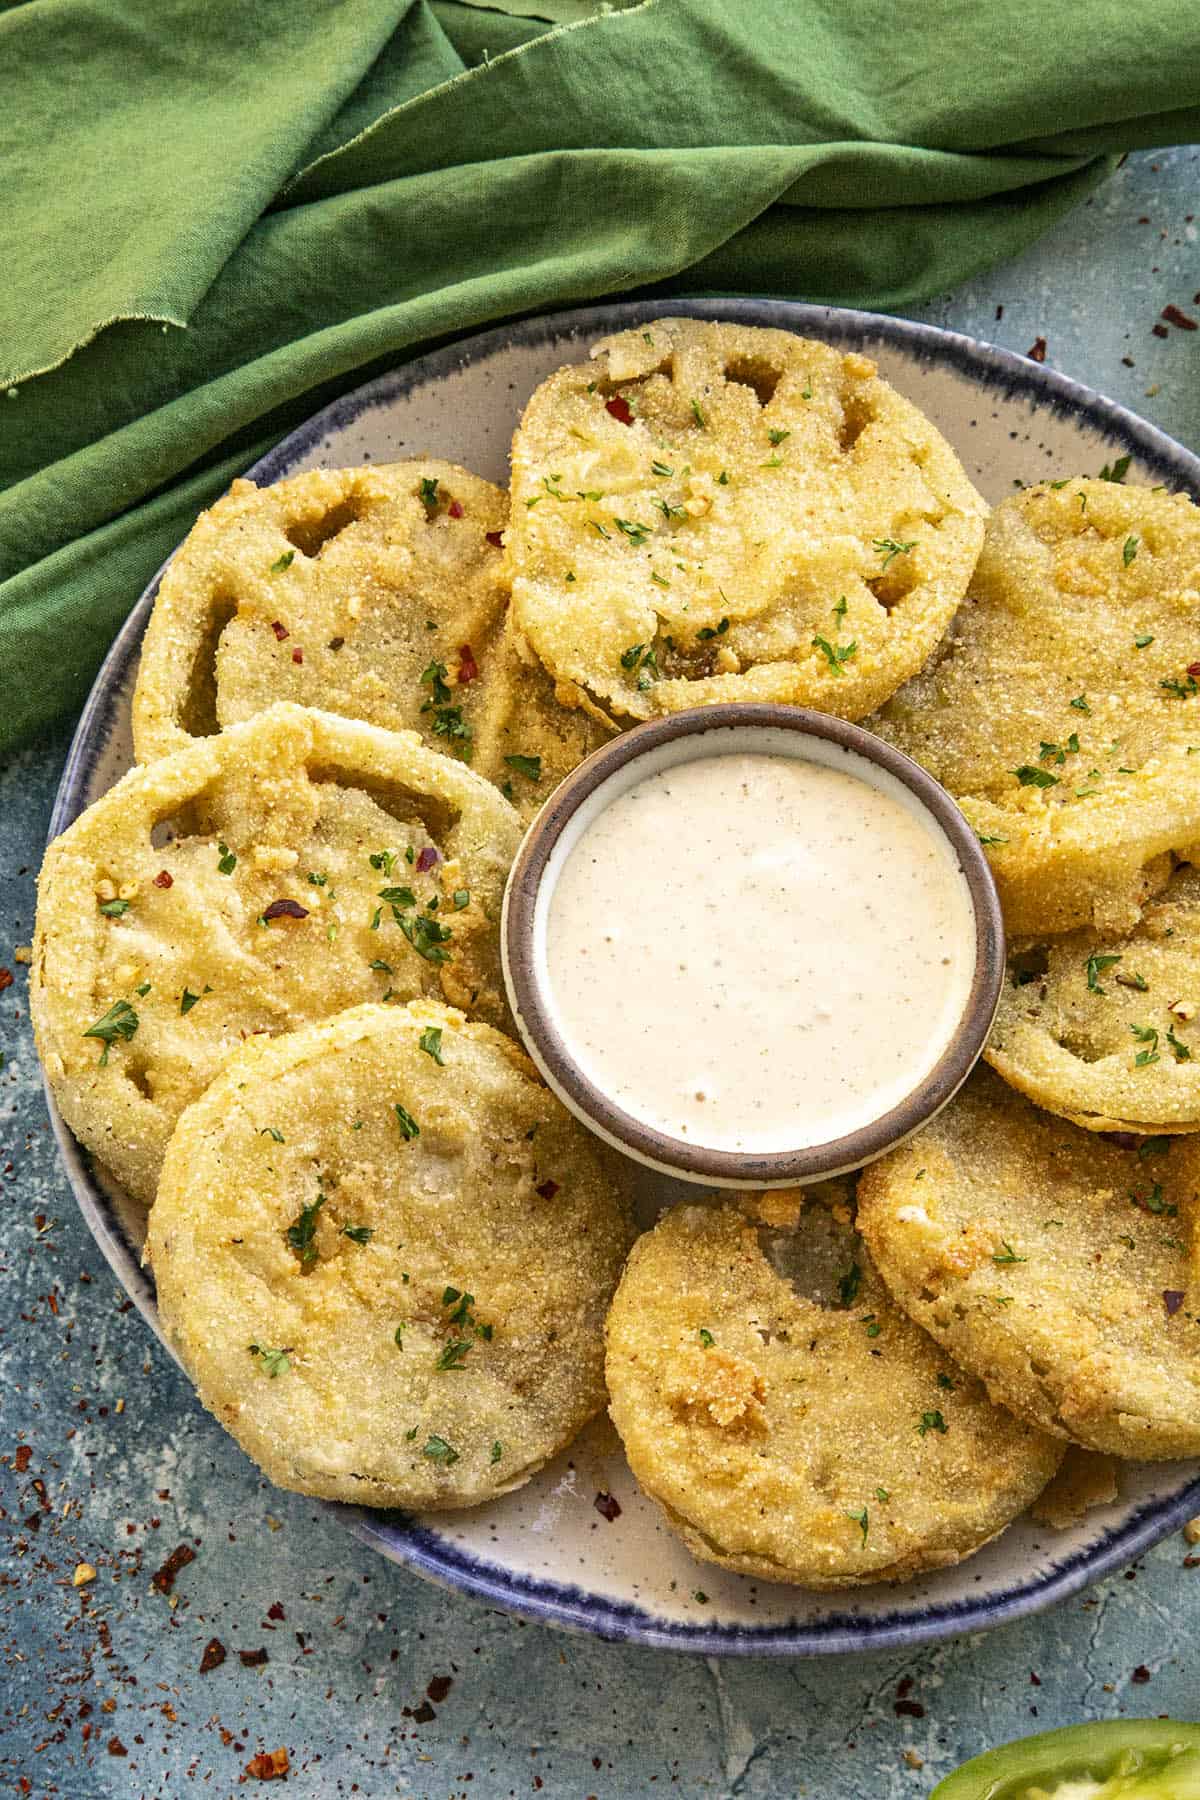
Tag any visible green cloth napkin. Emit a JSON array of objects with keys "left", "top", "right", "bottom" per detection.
[{"left": 3, "top": 0, "right": 1198, "bottom": 752}]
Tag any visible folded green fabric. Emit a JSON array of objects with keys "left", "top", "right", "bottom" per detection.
[{"left": 3, "top": 0, "right": 1198, "bottom": 752}]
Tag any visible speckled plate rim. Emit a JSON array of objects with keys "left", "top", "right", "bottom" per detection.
[{"left": 43, "top": 296, "right": 1200, "bottom": 1657}]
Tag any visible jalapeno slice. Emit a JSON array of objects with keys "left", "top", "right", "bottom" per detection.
[{"left": 932, "top": 1721, "right": 1200, "bottom": 1800}]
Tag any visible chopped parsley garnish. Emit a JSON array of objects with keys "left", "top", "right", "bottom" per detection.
[
  {"left": 1099, "top": 455, "right": 1131, "bottom": 483},
  {"left": 615, "top": 517, "right": 652, "bottom": 546},
  {"left": 976, "top": 831, "right": 1009, "bottom": 846},
  {"left": 651, "top": 459, "right": 674, "bottom": 478},
  {"left": 307, "top": 870, "right": 328, "bottom": 887},
  {"left": 1131, "top": 1023, "right": 1161, "bottom": 1067},
  {"left": 1070, "top": 694, "right": 1091, "bottom": 714},
  {"left": 399, "top": 912, "right": 453, "bottom": 964},
  {"left": 1130, "top": 1182, "right": 1177, "bottom": 1217},
  {"left": 419, "top": 1026, "right": 445, "bottom": 1065},
  {"left": 1123, "top": 535, "right": 1140, "bottom": 566},
  {"left": 936, "top": 1373, "right": 956, "bottom": 1391},
  {"left": 341, "top": 1224, "right": 373, "bottom": 1245},
  {"left": 1134, "top": 632, "right": 1154, "bottom": 649},
  {"left": 698, "top": 1327, "right": 715, "bottom": 1348},
  {"left": 761, "top": 453, "right": 784, "bottom": 469},
  {"left": 1139, "top": 1136, "right": 1171, "bottom": 1161},
  {"left": 845, "top": 1506, "right": 869, "bottom": 1548},
  {"left": 285, "top": 1193, "right": 325, "bottom": 1271},
  {"left": 812, "top": 635, "right": 857, "bottom": 675},
  {"left": 690, "top": 399, "right": 707, "bottom": 428},
  {"left": 394, "top": 1323, "right": 407, "bottom": 1348},
  {"left": 1167, "top": 1023, "right": 1192, "bottom": 1063},
  {"left": 717, "top": 469, "right": 730, "bottom": 485},
  {"left": 1014, "top": 764, "right": 1059, "bottom": 788},
  {"left": 180, "top": 987, "right": 202, "bottom": 1015},
  {"left": 491, "top": 1441, "right": 503, "bottom": 1464},
  {"left": 420, "top": 660, "right": 453, "bottom": 705},
  {"left": 873, "top": 537, "right": 917, "bottom": 570},
  {"left": 863, "top": 1316, "right": 881, "bottom": 1338},
  {"left": 248, "top": 1344, "right": 291, "bottom": 1377},
  {"left": 370, "top": 848, "right": 399, "bottom": 875},
  {"left": 419, "top": 476, "right": 440, "bottom": 514},
  {"left": 260, "top": 1126, "right": 285, "bottom": 1143},
  {"left": 83, "top": 999, "right": 139, "bottom": 1065},
  {"left": 697, "top": 618, "right": 730, "bottom": 641},
  {"left": 217, "top": 842, "right": 237, "bottom": 875},
  {"left": 99, "top": 898, "right": 130, "bottom": 917},
  {"left": 269, "top": 550, "right": 295, "bottom": 573},
  {"left": 1086, "top": 952, "right": 1122, "bottom": 994},
  {"left": 452, "top": 889, "right": 470, "bottom": 911},
  {"left": 1116, "top": 969, "right": 1148, "bottom": 992},
  {"left": 1161, "top": 674, "right": 1199, "bottom": 698},
  {"left": 378, "top": 885, "right": 416, "bottom": 911},
  {"left": 504, "top": 754, "right": 542, "bottom": 782},
  {"left": 992, "top": 1241, "right": 1027, "bottom": 1265},
  {"left": 395, "top": 1102, "right": 420, "bottom": 1141},
  {"left": 650, "top": 571, "right": 670, "bottom": 587},
  {"left": 767, "top": 427, "right": 791, "bottom": 446},
  {"left": 435, "top": 1339, "right": 473, "bottom": 1372},
  {"left": 1039, "top": 734, "right": 1079, "bottom": 765},
  {"left": 836, "top": 1262, "right": 862, "bottom": 1308},
  {"left": 917, "top": 1410, "right": 948, "bottom": 1436},
  {"left": 832, "top": 596, "right": 848, "bottom": 619},
  {"left": 423, "top": 1435, "right": 460, "bottom": 1466},
  {"left": 428, "top": 703, "right": 473, "bottom": 757},
  {"left": 620, "top": 643, "right": 660, "bottom": 689}
]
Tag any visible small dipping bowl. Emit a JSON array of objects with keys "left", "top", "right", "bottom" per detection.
[{"left": 501, "top": 705, "right": 1003, "bottom": 1188}]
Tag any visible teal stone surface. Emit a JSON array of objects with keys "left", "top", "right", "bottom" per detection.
[{"left": 3, "top": 145, "right": 1199, "bottom": 1797}]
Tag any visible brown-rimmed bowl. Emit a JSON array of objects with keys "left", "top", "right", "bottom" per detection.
[{"left": 501, "top": 702, "right": 1004, "bottom": 1188}]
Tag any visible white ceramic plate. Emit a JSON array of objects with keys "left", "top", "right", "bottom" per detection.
[{"left": 46, "top": 299, "right": 1200, "bottom": 1655}]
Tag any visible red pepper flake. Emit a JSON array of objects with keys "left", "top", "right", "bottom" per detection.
[
  {"left": 1164, "top": 1289, "right": 1185, "bottom": 1316},
  {"left": 894, "top": 1700, "right": 926, "bottom": 1718},
  {"left": 1132, "top": 1664, "right": 1152, "bottom": 1683},
  {"left": 536, "top": 1178, "right": 560, "bottom": 1200},
  {"left": 426, "top": 1674, "right": 453, "bottom": 1704},
  {"left": 415, "top": 846, "right": 441, "bottom": 874},
  {"left": 1026, "top": 337, "right": 1047, "bottom": 363},
  {"left": 107, "top": 1736, "right": 128, "bottom": 1756},
  {"left": 199, "top": 1637, "right": 226, "bottom": 1674},
  {"left": 593, "top": 1491, "right": 621, "bottom": 1522},
  {"left": 13, "top": 1444, "right": 31, "bottom": 1473},
  {"left": 291, "top": 647, "right": 303, "bottom": 665},
  {"left": 458, "top": 643, "right": 479, "bottom": 684},
  {"left": 151, "top": 1542, "right": 195, "bottom": 1595},
  {"left": 239, "top": 1647, "right": 269, "bottom": 1668},
  {"left": 153, "top": 870, "right": 174, "bottom": 889},
  {"left": 1153, "top": 323, "right": 1170, "bottom": 339},
  {"left": 485, "top": 530, "right": 504, "bottom": 549},
  {"left": 1188, "top": 663, "right": 1200, "bottom": 678},
  {"left": 266, "top": 1601, "right": 285, "bottom": 1621},
  {"left": 270, "top": 621, "right": 289, "bottom": 641},
  {"left": 448, "top": 499, "right": 464, "bottom": 519},
  {"left": 261, "top": 898, "right": 309, "bottom": 922},
  {"left": 1162, "top": 304, "right": 1198, "bottom": 331},
  {"left": 1030, "top": 1670, "right": 1042, "bottom": 1686},
  {"left": 0, "top": 968, "right": 12, "bottom": 992},
  {"left": 605, "top": 394, "right": 634, "bottom": 425},
  {"left": 244, "top": 1748, "right": 290, "bottom": 1780}
]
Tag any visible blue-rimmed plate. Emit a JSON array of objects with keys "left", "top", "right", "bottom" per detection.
[{"left": 45, "top": 299, "right": 1200, "bottom": 1656}]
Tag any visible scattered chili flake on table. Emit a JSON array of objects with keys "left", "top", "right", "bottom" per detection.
[
  {"left": 244, "top": 1748, "right": 290, "bottom": 1780},
  {"left": 1131, "top": 1664, "right": 1152, "bottom": 1683},
  {"left": 261, "top": 898, "right": 309, "bottom": 922},
  {"left": 153, "top": 870, "right": 173, "bottom": 889},
  {"left": 199, "top": 1637, "right": 227, "bottom": 1673},
  {"left": 239, "top": 1646, "right": 269, "bottom": 1667},
  {"left": 594, "top": 1491, "right": 622, "bottom": 1522},
  {"left": 427, "top": 1674, "right": 454, "bottom": 1703},
  {"left": 0, "top": 968, "right": 12, "bottom": 992},
  {"left": 151, "top": 1541, "right": 195, "bottom": 1595},
  {"left": 13, "top": 1443, "right": 31, "bottom": 1471},
  {"left": 107, "top": 1736, "right": 128, "bottom": 1756},
  {"left": 1162, "top": 304, "right": 1198, "bottom": 330},
  {"left": 1153, "top": 322, "right": 1170, "bottom": 338},
  {"left": 1026, "top": 337, "right": 1047, "bottom": 362}
]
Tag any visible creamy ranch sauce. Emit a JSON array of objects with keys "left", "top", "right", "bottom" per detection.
[{"left": 545, "top": 751, "right": 976, "bottom": 1153}]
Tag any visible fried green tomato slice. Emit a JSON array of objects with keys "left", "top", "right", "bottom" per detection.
[
  {"left": 988, "top": 862, "right": 1200, "bottom": 1133},
  {"left": 931, "top": 1721, "right": 1200, "bottom": 1800},
  {"left": 132, "top": 461, "right": 509, "bottom": 764},
  {"left": 604, "top": 1194, "right": 1060, "bottom": 1589},
  {"left": 148, "top": 1001, "right": 635, "bottom": 1508},
  {"left": 508, "top": 317, "right": 986, "bottom": 722},
  {"left": 857, "top": 1069, "right": 1200, "bottom": 1459},
  {"left": 873, "top": 479, "right": 1200, "bottom": 936},
  {"left": 32, "top": 704, "right": 520, "bottom": 1206}
]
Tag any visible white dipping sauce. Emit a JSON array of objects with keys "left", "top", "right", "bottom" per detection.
[{"left": 544, "top": 750, "right": 976, "bottom": 1153}]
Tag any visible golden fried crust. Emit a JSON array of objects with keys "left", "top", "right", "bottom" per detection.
[
  {"left": 857, "top": 1069, "right": 1200, "bottom": 1459},
  {"left": 148, "top": 1001, "right": 635, "bottom": 1508},
  {"left": 873, "top": 480, "right": 1200, "bottom": 935},
  {"left": 987, "top": 863, "right": 1200, "bottom": 1133},
  {"left": 32, "top": 705, "right": 520, "bottom": 1206},
  {"left": 508, "top": 318, "right": 986, "bottom": 722},
  {"left": 605, "top": 1197, "right": 1061, "bottom": 1589},
  {"left": 132, "top": 462, "right": 509, "bottom": 764}
]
